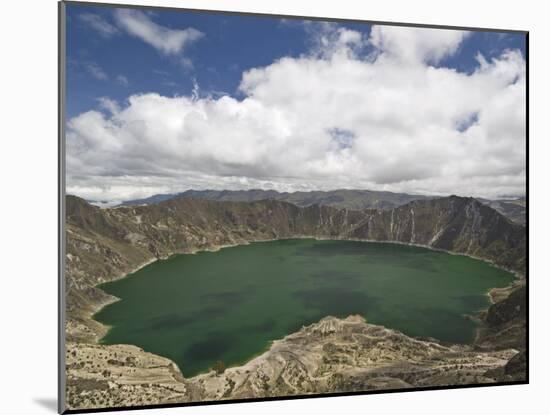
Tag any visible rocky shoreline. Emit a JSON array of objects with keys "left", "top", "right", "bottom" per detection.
[{"left": 66, "top": 314, "right": 524, "bottom": 410}]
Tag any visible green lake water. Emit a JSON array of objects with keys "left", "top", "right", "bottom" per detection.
[{"left": 94, "top": 239, "right": 514, "bottom": 377}]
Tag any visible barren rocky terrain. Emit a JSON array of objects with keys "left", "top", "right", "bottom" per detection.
[{"left": 66, "top": 315, "right": 522, "bottom": 409}]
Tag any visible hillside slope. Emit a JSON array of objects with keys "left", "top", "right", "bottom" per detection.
[{"left": 118, "top": 189, "right": 526, "bottom": 224}]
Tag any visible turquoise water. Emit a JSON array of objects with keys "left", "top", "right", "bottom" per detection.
[{"left": 94, "top": 239, "right": 514, "bottom": 377}]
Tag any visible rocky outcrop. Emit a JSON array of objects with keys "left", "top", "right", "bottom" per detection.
[
  {"left": 64, "top": 195, "right": 527, "bottom": 411},
  {"left": 66, "top": 316, "right": 519, "bottom": 411},
  {"left": 192, "top": 315, "right": 517, "bottom": 400},
  {"left": 477, "top": 284, "right": 527, "bottom": 351},
  {"left": 65, "top": 343, "right": 196, "bottom": 409}
]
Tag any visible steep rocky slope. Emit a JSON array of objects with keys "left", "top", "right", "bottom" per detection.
[
  {"left": 118, "top": 189, "right": 526, "bottom": 224},
  {"left": 66, "top": 315, "right": 519, "bottom": 410},
  {"left": 64, "top": 195, "right": 527, "bottom": 410}
]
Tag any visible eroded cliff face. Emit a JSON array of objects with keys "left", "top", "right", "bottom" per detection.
[
  {"left": 66, "top": 316, "right": 520, "bottom": 410},
  {"left": 64, "top": 195, "right": 527, "bottom": 410},
  {"left": 192, "top": 315, "right": 519, "bottom": 400},
  {"left": 118, "top": 190, "right": 526, "bottom": 225},
  {"left": 66, "top": 195, "right": 525, "bottom": 292}
]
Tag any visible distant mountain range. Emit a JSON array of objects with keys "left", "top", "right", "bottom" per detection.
[
  {"left": 116, "top": 189, "right": 526, "bottom": 225},
  {"left": 477, "top": 197, "right": 526, "bottom": 225}
]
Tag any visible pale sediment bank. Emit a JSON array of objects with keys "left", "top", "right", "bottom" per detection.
[{"left": 66, "top": 314, "right": 522, "bottom": 411}]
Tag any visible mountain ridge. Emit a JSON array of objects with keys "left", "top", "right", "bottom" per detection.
[{"left": 114, "top": 188, "right": 526, "bottom": 225}]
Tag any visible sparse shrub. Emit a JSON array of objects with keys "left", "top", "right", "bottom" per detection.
[{"left": 213, "top": 360, "right": 226, "bottom": 375}]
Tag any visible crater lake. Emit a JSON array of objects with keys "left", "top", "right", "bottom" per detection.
[{"left": 94, "top": 239, "right": 515, "bottom": 377}]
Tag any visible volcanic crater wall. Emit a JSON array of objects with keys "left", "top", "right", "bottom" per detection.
[
  {"left": 65, "top": 194, "right": 525, "bottom": 342},
  {"left": 63, "top": 195, "right": 527, "bottom": 410}
]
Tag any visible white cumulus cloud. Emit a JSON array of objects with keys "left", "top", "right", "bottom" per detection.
[
  {"left": 369, "top": 25, "right": 470, "bottom": 64},
  {"left": 66, "top": 24, "right": 526, "bottom": 203}
]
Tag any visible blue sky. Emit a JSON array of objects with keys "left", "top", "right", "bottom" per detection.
[
  {"left": 66, "top": 4, "right": 525, "bottom": 119},
  {"left": 67, "top": 5, "right": 316, "bottom": 118},
  {"left": 65, "top": 3, "right": 526, "bottom": 203}
]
